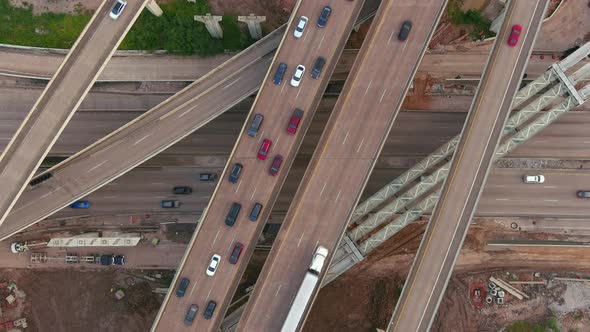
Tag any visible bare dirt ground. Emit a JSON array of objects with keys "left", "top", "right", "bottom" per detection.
[
  {"left": 304, "top": 221, "right": 590, "bottom": 331},
  {"left": 2, "top": 268, "right": 161, "bottom": 332},
  {"left": 535, "top": 0, "right": 590, "bottom": 51}
]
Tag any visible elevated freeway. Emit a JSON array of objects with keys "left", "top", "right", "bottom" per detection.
[
  {"left": 0, "top": 0, "right": 149, "bottom": 226},
  {"left": 0, "top": 44, "right": 571, "bottom": 82},
  {"left": 0, "top": 0, "right": 379, "bottom": 242},
  {"left": 151, "top": 0, "right": 366, "bottom": 330},
  {"left": 389, "top": 1, "right": 550, "bottom": 331},
  {"left": 236, "top": 0, "right": 447, "bottom": 330}
]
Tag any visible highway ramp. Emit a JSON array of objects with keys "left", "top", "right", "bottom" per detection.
[{"left": 388, "top": 1, "right": 550, "bottom": 331}]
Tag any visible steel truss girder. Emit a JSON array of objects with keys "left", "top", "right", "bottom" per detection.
[
  {"left": 349, "top": 79, "right": 570, "bottom": 242},
  {"left": 358, "top": 91, "right": 586, "bottom": 254}
]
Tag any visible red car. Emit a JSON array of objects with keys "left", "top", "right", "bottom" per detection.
[
  {"left": 507, "top": 24, "right": 522, "bottom": 47},
  {"left": 257, "top": 139, "right": 272, "bottom": 160},
  {"left": 269, "top": 155, "right": 283, "bottom": 176},
  {"left": 287, "top": 109, "right": 304, "bottom": 135},
  {"left": 229, "top": 242, "right": 244, "bottom": 264}
]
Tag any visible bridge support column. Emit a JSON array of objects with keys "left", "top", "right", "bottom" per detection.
[
  {"left": 238, "top": 14, "right": 266, "bottom": 39},
  {"left": 146, "top": 0, "right": 163, "bottom": 17},
  {"left": 195, "top": 13, "right": 223, "bottom": 39}
]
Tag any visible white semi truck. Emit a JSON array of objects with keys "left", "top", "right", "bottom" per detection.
[{"left": 281, "top": 245, "right": 329, "bottom": 332}]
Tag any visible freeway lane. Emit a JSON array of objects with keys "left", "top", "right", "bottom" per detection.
[
  {"left": 0, "top": 45, "right": 566, "bottom": 82},
  {"left": 0, "top": 0, "right": 149, "bottom": 226},
  {"left": 151, "top": 0, "right": 366, "bottom": 331},
  {"left": 237, "top": 0, "right": 447, "bottom": 330},
  {"left": 389, "top": 1, "right": 550, "bottom": 331}
]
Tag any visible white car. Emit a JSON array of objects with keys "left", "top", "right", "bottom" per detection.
[
  {"left": 206, "top": 254, "right": 221, "bottom": 276},
  {"left": 109, "top": 0, "right": 127, "bottom": 20},
  {"left": 522, "top": 175, "right": 545, "bottom": 184},
  {"left": 290, "top": 65, "right": 305, "bottom": 87},
  {"left": 293, "top": 16, "right": 308, "bottom": 39}
]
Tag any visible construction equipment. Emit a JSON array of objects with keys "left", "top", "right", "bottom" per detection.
[{"left": 10, "top": 240, "right": 47, "bottom": 253}]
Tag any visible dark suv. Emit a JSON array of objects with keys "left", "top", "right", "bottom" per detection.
[
  {"left": 273, "top": 63, "right": 288, "bottom": 85},
  {"left": 317, "top": 6, "right": 332, "bottom": 28},
  {"left": 176, "top": 277, "right": 190, "bottom": 297},
  {"left": 310, "top": 57, "right": 326, "bottom": 79},
  {"left": 229, "top": 163, "right": 243, "bottom": 183},
  {"left": 204, "top": 300, "right": 217, "bottom": 320},
  {"left": 225, "top": 202, "right": 242, "bottom": 226}
]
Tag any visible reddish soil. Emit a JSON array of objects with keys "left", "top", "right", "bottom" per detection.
[
  {"left": 304, "top": 221, "right": 590, "bottom": 331},
  {"left": 4, "top": 269, "right": 160, "bottom": 332}
]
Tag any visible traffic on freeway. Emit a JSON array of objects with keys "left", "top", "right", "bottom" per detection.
[
  {"left": 237, "top": 0, "right": 448, "bottom": 330},
  {"left": 0, "top": 0, "right": 149, "bottom": 227},
  {"left": 389, "top": 0, "right": 550, "bottom": 331},
  {"left": 151, "top": 0, "right": 365, "bottom": 330}
]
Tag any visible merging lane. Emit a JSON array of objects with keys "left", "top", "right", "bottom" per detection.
[
  {"left": 237, "top": 0, "right": 447, "bottom": 330},
  {"left": 0, "top": 0, "right": 149, "bottom": 226},
  {"left": 388, "top": 1, "right": 550, "bottom": 331},
  {"left": 151, "top": 0, "right": 366, "bottom": 330}
]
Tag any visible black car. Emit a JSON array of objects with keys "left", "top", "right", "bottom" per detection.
[
  {"left": 317, "top": 6, "right": 332, "bottom": 28},
  {"left": 310, "top": 57, "right": 326, "bottom": 79},
  {"left": 173, "top": 186, "right": 192, "bottom": 195},
  {"left": 225, "top": 202, "right": 242, "bottom": 227},
  {"left": 176, "top": 277, "right": 190, "bottom": 297},
  {"left": 184, "top": 304, "right": 198, "bottom": 325},
  {"left": 398, "top": 20, "right": 412, "bottom": 41},
  {"left": 273, "top": 63, "right": 288, "bottom": 85},
  {"left": 203, "top": 300, "right": 217, "bottom": 320},
  {"left": 229, "top": 163, "right": 243, "bottom": 183},
  {"left": 249, "top": 202, "right": 263, "bottom": 221}
]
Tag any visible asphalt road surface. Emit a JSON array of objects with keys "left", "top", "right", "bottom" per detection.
[
  {"left": 388, "top": 1, "right": 550, "bottom": 331},
  {"left": 237, "top": 0, "right": 447, "bottom": 330},
  {"left": 151, "top": 0, "right": 365, "bottom": 331},
  {"left": 0, "top": 0, "right": 148, "bottom": 226},
  {"left": 0, "top": 43, "right": 564, "bottom": 82}
]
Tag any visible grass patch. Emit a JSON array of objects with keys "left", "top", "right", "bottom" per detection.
[
  {"left": 220, "top": 15, "right": 254, "bottom": 51},
  {"left": 446, "top": 0, "right": 495, "bottom": 40},
  {"left": 0, "top": 0, "right": 252, "bottom": 55},
  {"left": 508, "top": 316, "right": 561, "bottom": 332},
  {"left": 508, "top": 321, "right": 546, "bottom": 332},
  {"left": 0, "top": 0, "right": 91, "bottom": 48}
]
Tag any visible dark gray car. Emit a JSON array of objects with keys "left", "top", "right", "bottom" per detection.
[
  {"left": 204, "top": 301, "right": 217, "bottom": 320},
  {"left": 225, "top": 202, "right": 242, "bottom": 226},
  {"left": 184, "top": 304, "right": 198, "bottom": 325},
  {"left": 398, "top": 20, "right": 412, "bottom": 41},
  {"left": 249, "top": 202, "right": 263, "bottom": 221},
  {"left": 311, "top": 56, "right": 326, "bottom": 79},
  {"left": 248, "top": 113, "right": 264, "bottom": 137}
]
